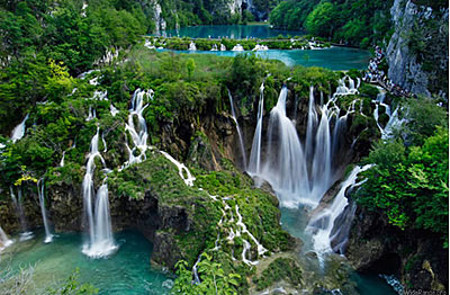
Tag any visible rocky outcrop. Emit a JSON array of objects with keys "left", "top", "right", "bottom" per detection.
[
  {"left": 346, "top": 204, "right": 448, "bottom": 292},
  {"left": 386, "top": 0, "right": 449, "bottom": 98}
]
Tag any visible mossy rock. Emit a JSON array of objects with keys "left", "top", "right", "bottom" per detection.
[{"left": 253, "top": 258, "right": 303, "bottom": 291}]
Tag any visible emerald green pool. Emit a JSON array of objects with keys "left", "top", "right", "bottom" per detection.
[{"left": 0, "top": 231, "right": 171, "bottom": 294}]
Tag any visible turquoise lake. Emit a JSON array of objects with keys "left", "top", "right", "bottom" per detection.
[
  {"left": 0, "top": 231, "right": 171, "bottom": 294},
  {"left": 158, "top": 25, "right": 371, "bottom": 70},
  {"left": 162, "top": 24, "right": 304, "bottom": 39}
]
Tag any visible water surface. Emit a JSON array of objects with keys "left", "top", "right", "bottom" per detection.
[
  {"left": 161, "top": 47, "right": 370, "bottom": 70},
  {"left": 162, "top": 24, "right": 304, "bottom": 39},
  {"left": 280, "top": 207, "right": 397, "bottom": 295},
  {"left": 0, "top": 231, "right": 171, "bottom": 294}
]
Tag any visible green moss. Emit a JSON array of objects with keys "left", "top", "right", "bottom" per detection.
[{"left": 253, "top": 258, "right": 303, "bottom": 291}]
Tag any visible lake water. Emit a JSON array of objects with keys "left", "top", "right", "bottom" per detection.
[
  {"left": 0, "top": 231, "right": 171, "bottom": 294},
  {"left": 162, "top": 24, "right": 304, "bottom": 39},
  {"left": 171, "top": 46, "right": 370, "bottom": 70},
  {"left": 157, "top": 25, "right": 370, "bottom": 70}
]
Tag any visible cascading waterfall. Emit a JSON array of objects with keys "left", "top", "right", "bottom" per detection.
[
  {"left": 248, "top": 83, "right": 265, "bottom": 176},
  {"left": 82, "top": 127, "right": 116, "bottom": 258},
  {"left": 160, "top": 151, "right": 196, "bottom": 187},
  {"left": 306, "top": 164, "right": 372, "bottom": 255},
  {"left": 260, "top": 86, "right": 310, "bottom": 206},
  {"left": 227, "top": 89, "right": 247, "bottom": 169},
  {"left": 11, "top": 114, "right": 29, "bottom": 143},
  {"left": 124, "top": 89, "right": 153, "bottom": 167},
  {"left": 37, "top": 179, "right": 53, "bottom": 243},
  {"left": 305, "top": 86, "right": 318, "bottom": 162},
  {"left": 0, "top": 226, "right": 13, "bottom": 251},
  {"left": 248, "top": 83, "right": 355, "bottom": 208},
  {"left": 10, "top": 187, "right": 33, "bottom": 241}
]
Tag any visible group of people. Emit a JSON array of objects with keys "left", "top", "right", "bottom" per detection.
[{"left": 363, "top": 46, "right": 412, "bottom": 98}]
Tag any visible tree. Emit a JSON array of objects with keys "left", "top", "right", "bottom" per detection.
[{"left": 304, "top": 2, "right": 337, "bottom": 37}]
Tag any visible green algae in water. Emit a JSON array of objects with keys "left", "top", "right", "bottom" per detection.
[{"left": 1, "top": 231, "right": 172, "bottom": 295}]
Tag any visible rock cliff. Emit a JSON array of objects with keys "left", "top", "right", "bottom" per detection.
[{"left": 386, "top": 0, "right": 449, "bottom": 98}]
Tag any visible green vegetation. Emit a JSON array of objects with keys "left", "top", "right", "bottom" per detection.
[
  {"left": 147, "top": 36, "right": 330, "bottom": 51},
  {"left": 270, "top": 0, "right": 393, "bottom": 47},
  {"left": 357, "top": 97, "right": 449, "bottom": 247},
  {"left": 173, "top": 253, "right": 241, "bottom": 294},
  {"left": 0, "top": 0, "right": 152, "bottom": 134},
  {"left": 253, "top": 258, "right": 303, "bottom": 290}
]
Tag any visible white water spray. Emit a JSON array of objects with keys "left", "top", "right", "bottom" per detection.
[
  {"left": 248, "top": 83, "right": 265, "bottom": 175},
  {"left": 82, "top": 127, "right": 116, "bottom": 258},
  {"left": 228, "top": 89, "right": 247, "bottom": 169},
  {"left": 11, "top": 114, "right": 29, "bottom": 143},
  {"left": 37, "top": 179, "right": 53, "bottom": 243},
  {"left": 0, "top": 226, "right": 13, "bottom": 251},
  {"left": 307, "top": 164, "right": 372, "bottom": 255},
  {"left": 124, "top": 89, "right": 153, "bottom": 167}
]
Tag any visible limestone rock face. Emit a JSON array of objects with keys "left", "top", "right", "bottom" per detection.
[
  {"left": 386, "top": 0, "right": 449, "bottom": 98},
  {"left": 346, "top": 204, "right": 448, "bottom": 291}
]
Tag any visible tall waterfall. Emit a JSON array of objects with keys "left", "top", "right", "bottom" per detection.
[
  {"left": 11, "top": 114, "right": 29, "bottom": 143},
  {"left": 248, "top": 83, "right": 265, "bottom": 175},
  {"left": 37, "top": 179, "right": 53, "bottom": 243},
  {"left": 227, "top": 89, "right": 247, "bottom": 169},
  {"left": 260, "top": 86, "right": 310, "bottom": 206},
  {"left": 248, "top": 83, "right": 354, "bottom": 207},
  {"left": 124, "top": 89, "right": 153, "bottom": 167},
  {"left": 307, "top": 164, "right": 372, "bottom": 254},
  {"left": 10, "top": 186, "right": 33, "bottom": 241},
  {"left": 82, "top": 127, "right": 116, "bottom": 258},
  {"left": 0, "top": 226, "right": 13, "bottom": 251}
]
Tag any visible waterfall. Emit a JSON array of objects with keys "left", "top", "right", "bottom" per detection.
[
  {"left": 10, "top": 187, "right": 33, "bottom": 241},
  {"left": 220, "top": 44, "right": 226, "bottom": 51},
  {"left": 311, "top": 103, "right": 332, "bottom": 200},
  {"left": 60, "top": 151, "right": 66, "bottom": 167},
  {"left": 211, "top": 44, "right": 218, "bottom": 51},
  {"left": 247, "top": 82, "right": 356, "bottom": 208},
  {"left": 82, "top": 127, "right": 116, "bottom": 258},
  {"left": 188, "top": 42, "right": 197, "bottom": 51},
  {"left": 86, "top": 106, "right": 96, "bottom": 121},
  {"left": 259, "top": 86, "right": 310, "bottom": 207},
  {"left": 306, "top": 165, "right": 372, "bottom": 255},
  {"left": 11, "top": 114, "right": 29, "bottom": 143},
  {"left": 248, "top": 83, "right": 265, "bottom": 175},
  {"left": 305, "top": 85, "right": 318, "bottom": 163},
  {"left": 0, "top": 226, "right": 13, "bottom": 251},
  {"left": 232, "top": 44, "right": 244, "bottom": 52},
  {"left": 124, "top": 89, "right": 153, "bottom": 168},
  {"left": 37, "top": 179, "right": 53, "bottom": 243},
  {"left": 160, "top": 151, "right": 196, "bottom": 187},
  {"left": 227, "top": 89, "right": 247, "bottom": 169}
]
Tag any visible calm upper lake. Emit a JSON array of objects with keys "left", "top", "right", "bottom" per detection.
[
  {"left": 162, "top": 24, "right": 304, "bottom": 39},
  {"left": 157, "top": 25, "right": 371, "bottom": 70}
]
